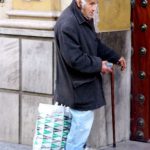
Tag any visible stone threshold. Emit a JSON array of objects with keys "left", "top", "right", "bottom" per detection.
[
  {"left": 7, "top": 10, "right": 61, "bottom": 18},
  {"left": 0, "top": 19, "right": 56, "bottom": 30}
]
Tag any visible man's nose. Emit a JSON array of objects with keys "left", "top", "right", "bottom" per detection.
[{"left": 92, "top": 4, "right": 98, "bottom": 12}]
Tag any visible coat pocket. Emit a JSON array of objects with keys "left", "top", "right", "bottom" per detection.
[
  {"left": 72, "top": 77, "right": 96, "bottom": 88},
  {"left": 72, "top": 77, "right": 97, "bottom": 105}
]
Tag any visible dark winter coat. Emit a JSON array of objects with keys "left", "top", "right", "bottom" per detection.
[{"left": 54, "top": 0, "right": 120, "bottom": 111}]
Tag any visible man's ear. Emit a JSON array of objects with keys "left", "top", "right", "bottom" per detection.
[{"left": 76, "top": 0, "right": 82, "bottom": 8}]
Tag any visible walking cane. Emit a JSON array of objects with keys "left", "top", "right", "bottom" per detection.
[{"left": 110, "top": 66, "right": 116, "bottom": 147}]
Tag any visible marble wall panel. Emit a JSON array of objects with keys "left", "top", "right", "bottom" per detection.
[
  {"left": 102, "top": 31, "right": 131, "bottom": 145},
  {"left": 88, "top": 31, "right": 131, "bottom": 148},
  {"left": 0, "top": 92, "right": 19, "bottom": 143},
  {"left": 22, "top": 39, "right": 53, "bottom": 94},
  {"left": 0, "top": 37, "right": 19, "bottom": 90},
  {"left": 21, "top": 94, "right": 52, "bottom": 145},
  {"left": 88, "top": 107, "right": 107, "bottom": 148}
]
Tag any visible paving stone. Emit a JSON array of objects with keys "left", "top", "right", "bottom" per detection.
[
  {"left": 101, "top": 141, "right": 150, "bottom": 150},
  {"left": 0, "top": 142, "right": 32, "bottom": 150},
  {"left": 0, "top": 141, "right": 150, "bottom": 150}
]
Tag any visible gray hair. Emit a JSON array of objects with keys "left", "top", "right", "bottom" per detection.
[{"left": 81, "top": 0, "right": 87, "bottom": 7}]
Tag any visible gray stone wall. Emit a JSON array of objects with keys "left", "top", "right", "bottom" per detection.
[
  {"left": 88, "top": 31, "right": 131, "bottom": 149},
  {"left": 0, "top": 32, "right": 55, "bottom": 145},
  {"left": 0, "top": 29, "right": 131, "bottom": 149},
  {"left": 0, "top": 92, "right": 19, "bottom": 143},
  {"left": 0, "top": 37, "right": 19, "bottom": 90}
]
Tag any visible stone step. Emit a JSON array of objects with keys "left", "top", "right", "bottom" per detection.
[
  {"left": 0, "top": 19, "right": 56, "bottom": 30},
  {"left": 7, "top": 10, "right": 61, "bottom": 19}
]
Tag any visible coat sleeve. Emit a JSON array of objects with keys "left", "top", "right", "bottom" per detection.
[
  {"left": 57, "top": 24, "right": 102, "bottom": 73},
  {"left": 97, "top": 38, "right": 121, "bottom": 64}
]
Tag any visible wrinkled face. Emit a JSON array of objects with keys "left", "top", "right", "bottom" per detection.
[{"left": 77, "top": 0, "right": 98, "bottom": 20}]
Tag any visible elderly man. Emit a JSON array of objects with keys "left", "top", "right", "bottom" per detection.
[{"left": 54, "top": 0, "right": 126, "bottom": 149}]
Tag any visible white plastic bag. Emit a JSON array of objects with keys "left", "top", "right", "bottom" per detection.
[{"left": 33, "top": 103, "right": 72, "bottom": 150}]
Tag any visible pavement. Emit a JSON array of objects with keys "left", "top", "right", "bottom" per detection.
[
  {"left": 0, "top": 142, "right": 31, "bottom": 150},
  {"left": 100, "top": 141, "right": 150, "bottom": 150},
  {"left": 0, "top": 141, "right": 150, "bottom": 150}
]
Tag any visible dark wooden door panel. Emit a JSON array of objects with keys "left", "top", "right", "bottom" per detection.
[{"left": 131, "top": 0, "right": 150, "bottom": 142}]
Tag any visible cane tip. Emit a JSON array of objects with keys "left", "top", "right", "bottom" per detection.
[{"left": 113, "top": 143, "right": 116, "bottom": 148}]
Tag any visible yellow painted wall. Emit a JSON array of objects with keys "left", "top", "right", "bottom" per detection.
[
  {"left": 11, "top": 0, "right": 130, "bottom": 31},
  {"left": 98, "top": 0, "right": 130, "bottom": 32},
  {"left": 12, "top": 0, "right": 61, "bottom": 11}
]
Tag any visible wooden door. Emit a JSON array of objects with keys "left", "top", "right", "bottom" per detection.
[{"left": 131, "top": 0, "right": 150, "bottom": 142}]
